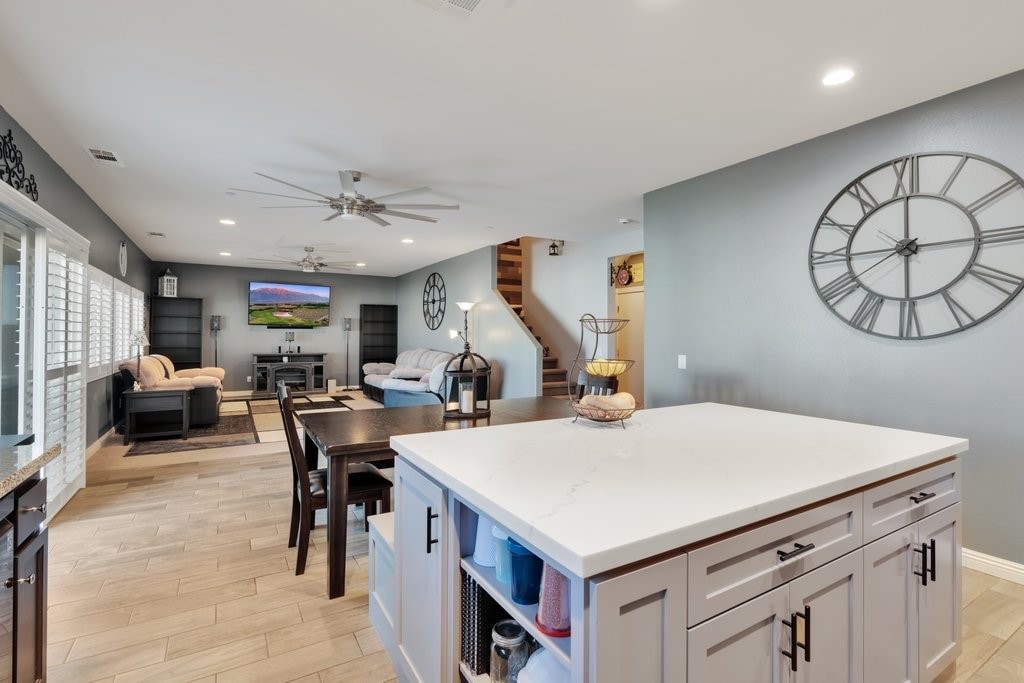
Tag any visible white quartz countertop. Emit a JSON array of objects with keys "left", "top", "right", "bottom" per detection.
[{"left": 389, "top": 403, "right": 968, "bottom": 578}]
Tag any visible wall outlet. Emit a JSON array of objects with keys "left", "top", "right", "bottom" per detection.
[
  {"left": 677, "top": 355, "right": 687, "bottom": 370},
  {"left": 246, "top": 375, "right": 252, "bottom": 383}
]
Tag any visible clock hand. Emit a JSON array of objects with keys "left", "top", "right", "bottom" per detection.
[
  {"left": 877, "top": 229, "right": 901, "bottom": 245},
  {"left": 854, "top": 237, "right": 918, "bottom": 280}
]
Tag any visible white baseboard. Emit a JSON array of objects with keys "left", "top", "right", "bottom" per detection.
[{"left": 963, "top": 547, "right": 1024, "bottom": 585}]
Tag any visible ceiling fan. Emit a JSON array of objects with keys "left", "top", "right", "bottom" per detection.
[
  {"left": 230, "top": 170, "right": 459, "bottom": 226},
  {"left": 247, "top": 246, "right": 359, "bottom": 273}
]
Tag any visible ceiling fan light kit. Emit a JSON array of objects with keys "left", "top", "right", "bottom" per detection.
[{"left": 231, "top": 169, "right": 459, "bottom": 227}]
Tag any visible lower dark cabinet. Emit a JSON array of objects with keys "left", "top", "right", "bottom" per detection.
[
  {"left": 0, "top": 477, "right": 46, "bottom": 683},
  {"left": 12, "top": 528, "right": 44, "bottom": 683}
]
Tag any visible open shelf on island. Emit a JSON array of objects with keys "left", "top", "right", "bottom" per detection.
[
  {"left": 458, "top": 661, "right": 488, "bottom": 683},
  {"left": 459, "top": 556, "right": 572, "bottom": 670}
]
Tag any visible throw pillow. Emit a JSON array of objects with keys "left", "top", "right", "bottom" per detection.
[{"left": 390, "top": 367, "right": 428, "bottom": 380}]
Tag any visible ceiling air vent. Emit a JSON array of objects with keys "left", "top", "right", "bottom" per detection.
[
  {"left": 84, "top": 147, "right": 125, "bottom": 167},
  {"left": 414, "top": 0, "right": 484, "bottom": 19},
  {"left": 147, "top": 232, "right": 165, "bottom": 238}
]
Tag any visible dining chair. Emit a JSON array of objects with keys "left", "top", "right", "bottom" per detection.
[{"left": 277, "top": 384, "right": 393, "bottom": 575}]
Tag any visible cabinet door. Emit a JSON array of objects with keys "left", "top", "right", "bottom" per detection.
[
  {"left": 688, "top": 584, "right": 790, "bottom": 683},
  {"left": 589, "top": 554, "right": 686, "bottom": 683},
  {"left": 863, "top": 526, "right": 917, "bottom": 683},
  {"left": 13, "top": 529, "right": 45, "bottom": 683},
  {"left": 918, "top": 503, "right": 961, "bottom": 682},
  {"left": 394, "top": 461, "right": 447, "bottom": 683},
  {"left": 789, "top": 551, "right": 863, "bottom": 683}
]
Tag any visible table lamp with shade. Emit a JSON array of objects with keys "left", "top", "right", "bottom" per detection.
[{"left": 443, "top": 302, "right": 491, "bottom": 418}]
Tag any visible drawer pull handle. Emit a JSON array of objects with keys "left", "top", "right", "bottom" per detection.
[
  {"left": 780, "top": 606, "right": 810, "bottom": 671},
  {"left": 426, "top": 506, "right": 439, "bottom": 555},
  {"left": 910, "top": 492, "right": 936, "bottom": 504},
  {"left": 4, "top": 574, "right": 35, "bottom": 589},
  {"left": 21, "top": 504, "right": 46, "bottom": 514},
  {"left": 913, "top": 539, "right": 936, "bottom": 586},
  {"left": 777, "top": 542, "right": 815, "bottom": 562}
]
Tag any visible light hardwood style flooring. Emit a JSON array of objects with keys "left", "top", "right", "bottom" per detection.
[
  {"left": 47, "top": 438, "right": 396, "bottom": 682},
  {"left": 48, "top": 435, "right": 1024, "bottom": 681}
]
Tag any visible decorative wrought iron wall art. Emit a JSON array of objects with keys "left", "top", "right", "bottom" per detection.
[{"left": 1, "top": 129, "right": 39, "bottom": 201}]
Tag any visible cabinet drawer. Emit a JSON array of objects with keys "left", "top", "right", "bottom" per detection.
[
  {"left": 687, "top": 493, "right": 862, "bottom": 626},
  {"left": 863, "top": 459, "right": 960, "bottom": 543},
  {"left": 14, "top": 478, "right": 46, "bottom": 548}
]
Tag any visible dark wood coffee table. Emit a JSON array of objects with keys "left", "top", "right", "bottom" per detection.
[{"left": 298, "top": 397, "right": 574, "bottom": 598}]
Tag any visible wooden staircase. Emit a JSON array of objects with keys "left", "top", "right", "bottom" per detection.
[{"left": 497, "top": 240, "right": 569, "bottom": 398}]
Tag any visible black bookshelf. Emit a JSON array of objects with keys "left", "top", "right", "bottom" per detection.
[
  {"left": 150, "top": 297, "right": 203, "bottom": 369},
  {"left": 358, "top": 304, "right": 397, "bottom": 390}
]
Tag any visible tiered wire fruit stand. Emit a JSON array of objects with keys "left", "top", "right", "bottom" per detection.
[{"left": 567, "top": 314, "right": 636, "bottom": 428}]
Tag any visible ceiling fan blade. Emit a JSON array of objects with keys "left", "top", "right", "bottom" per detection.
[
  {"left": 247, "top": 257, "right": 294, "bottom": 263},
  {"left": 260, "top": 205, "right": 330, "bottom": 209},
  {"left": 370, "top": 186, "right": 431, "bottom": 202},
  {"left": 383, "top": 203, "right": 459, "bottom": 210},
  {"left": 254, "top": 172, "right": 335, "bottom": 200},
  {"left": 362, "top": 212, "right": 390, "bottom": 227},
  {"left": 339, "top": 170, "right": 357, "bottom": 197},
  {"left": 229, "top": 187, "right": 328, "bottom": 203},
  {"left": 378, "top": 209, "right": 440, "bottom": 223},
  {"left": 323, "top": 211, "right": 342, "bottom": 222}
]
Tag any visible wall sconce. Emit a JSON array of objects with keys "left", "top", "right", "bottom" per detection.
[{"left": 548, "top": 240, "right": 564, "bottom": 256}]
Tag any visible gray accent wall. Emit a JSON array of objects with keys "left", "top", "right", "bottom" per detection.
[
  {"left": 396, "top": 246, "right": 540, "bottom": 398},
  {"left": 644, "top": 70, "right": 1024, "bottom": 563},
  {"left": 153, "top": 262, "right": 396, "bottom": 392},
  {"left": 0, "top": 106, "right": 152, "bottom": 445}
]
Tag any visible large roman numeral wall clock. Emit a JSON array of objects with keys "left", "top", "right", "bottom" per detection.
[
  {"left": 423, "top": 271, "right": 446, "bottom": 330},
  {"left": 809, "top": 152, "right": 1024, "bottom": 339}
]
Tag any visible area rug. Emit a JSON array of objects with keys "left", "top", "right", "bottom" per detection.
[
  {"left": 125, "top": 413, "right": 257, "bottom": 456},
  {"left": 124, "top": 391, "right": 380, "bottom": 455}
]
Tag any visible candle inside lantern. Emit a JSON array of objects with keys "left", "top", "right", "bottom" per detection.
[{"left": 460, "top": 386, "right": 474, "bottom": 413}]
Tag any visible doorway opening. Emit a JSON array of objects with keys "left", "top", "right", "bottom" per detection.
[{"left": 610, "top": 252, "right": 644, "bottom": 404}]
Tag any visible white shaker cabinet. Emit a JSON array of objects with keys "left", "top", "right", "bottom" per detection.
[
  {"left": 394, "top": 459, "right": 450, "bottom": 683},
  {"left": 863, "top": 503, "right": 961, "bottom": 683},
  {"left": 688, "top": 550, "right": 862, "bottom": 683}
]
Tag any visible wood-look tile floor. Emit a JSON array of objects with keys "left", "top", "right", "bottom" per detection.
[
  {"left": 48, "top": 438, "right": 1024, "bottom": 682},
  {"left": 47, "top": 438, "right": 397, "bottom": 682}
]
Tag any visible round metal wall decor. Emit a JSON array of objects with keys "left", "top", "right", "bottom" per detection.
[
  {"left": 422, "top": 271, "right": 446, "bottom": 330},
  {"left": 809, "top": 152, "right": 1024, "bottom": 339}
]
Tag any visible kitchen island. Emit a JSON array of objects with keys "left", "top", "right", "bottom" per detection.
[{"left": 383, "top": 403, "right": 968, "bottom": 683}]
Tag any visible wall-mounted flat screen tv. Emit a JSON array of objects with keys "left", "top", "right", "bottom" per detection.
[{"left": 248, "top": 282, "right": 331, "bottom": 328}]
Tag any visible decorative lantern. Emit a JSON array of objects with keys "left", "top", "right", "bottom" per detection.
[
  {"left": 157, "top": 268, "right": 178, "bottom": 297},
  {"left": 443, "top": 302, "right": 491, "bottom": 418}
]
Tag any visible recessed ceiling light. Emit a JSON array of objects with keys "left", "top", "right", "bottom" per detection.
[
  {"left": 356, "top": 262, "right": 366, "bottom": 267},
  {"left": 822, "top": 68, "right": 855, "bottom": 87},
  {"left": 219, "top": 218, "right": 236, "bottom": 226},
  {"left": 401, "top": 238, "right": 414, "bottom": 244},
  {"left": 219, "top": 252, "right": 231, "bottom": 256}
]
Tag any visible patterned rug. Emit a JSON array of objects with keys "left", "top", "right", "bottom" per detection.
[{"left": 124, "top": 391, "right": 381, "bottom": 455}]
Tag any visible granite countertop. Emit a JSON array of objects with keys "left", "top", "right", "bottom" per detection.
[
  {"left": 0, "top": 442, "right": 62, "bottom": 498},
  {"left": 390, "top": 402, "right": 968, "bottom": 578}
]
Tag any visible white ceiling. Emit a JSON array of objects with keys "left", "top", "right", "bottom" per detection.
[{"left": 2, "top": 0, "right": 1024, "bottom": 276}]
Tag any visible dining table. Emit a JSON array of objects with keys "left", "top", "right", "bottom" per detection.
[{"left": 297, "top": 396, "right": 576, "bottom": 598}]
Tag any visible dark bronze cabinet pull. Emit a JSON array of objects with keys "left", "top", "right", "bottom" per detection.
[
  {"left": 913, "top": 539, "right": 936, "bottom": 586},
  {"left": 910, "top": 491, "right": 936, "bottom": 504},
  {"left": 777, "top": 542, "right": 815, "bottom": 562},
  {"left": 426, "top": 506, "right": 439, "bottom": 554},
  {"left": 780, "top": 606, "right": 810, "bottom": 671}
]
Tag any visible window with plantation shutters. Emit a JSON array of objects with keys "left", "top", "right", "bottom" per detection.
[
  {"left": 43, "top": 238, "right": 87, "bottom": 507},
  {"left": 87, "top": 266, "right": 113, "bottom": 382},
  {"left": 112, "top": 279, "right": 132, "bottom": 369}
]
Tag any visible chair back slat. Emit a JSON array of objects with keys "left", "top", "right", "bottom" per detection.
[{"left": 277, "top": 383, "right": 311, "bottom": 494}]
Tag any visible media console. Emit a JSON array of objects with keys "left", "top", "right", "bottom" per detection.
[{"left": 252, "top": 353, "right": 327, "bottom": 394}]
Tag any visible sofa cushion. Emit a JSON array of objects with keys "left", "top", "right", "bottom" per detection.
[
  {"left": 395, "top": 349, "right": 455, "bottom": 372},
  {"left": 380, "top": 378, "right": 430, "bottom": 392},
  {"left": 363, "top": 373, "right": 389, "bottom": 389},
  {"left": 362, "top": 362, "right": 395, "bottom": 376},
  {"left": 389, "top": 367, "right": 429, "bottom": 380}
]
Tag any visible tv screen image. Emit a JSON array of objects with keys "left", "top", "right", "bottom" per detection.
[{"left": 248, "top": 282, "right": 331, "bottom": 328}]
